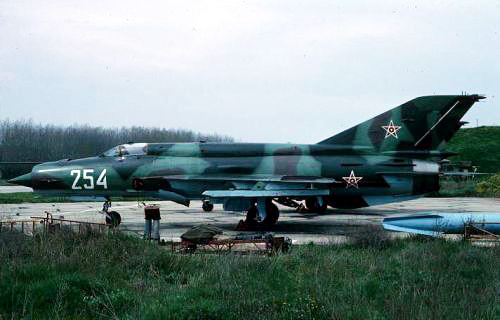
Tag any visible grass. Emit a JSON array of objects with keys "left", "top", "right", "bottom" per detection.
[
  {"left": 476, "top": 174, "right": 500, "bottom": 197},
  {"left": 435, "top": 174, "right": 500, "bottom": 197},
  {"left": 0, "top": 192, "right": 69, "bottom": 203},
  {"left": 1, "top": 229, "right": 500, "bottom": 319},
  {"left": 445, "top": 126, "right": 500, "bottom": 174},
  {"left": 436, "top": 178, "right": 483, "bottom": 197}
]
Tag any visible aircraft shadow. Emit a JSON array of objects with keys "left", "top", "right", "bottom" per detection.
[
  {"left": 281, "top": 210, "right": 386, "bottom": 218},
  {"left": 126, "top": 219, "right": 380, "bottom": 236}
]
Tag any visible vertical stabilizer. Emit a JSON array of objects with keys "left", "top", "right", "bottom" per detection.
[{"left": 318, "top": 95, "right": 484, "bottom": 152}]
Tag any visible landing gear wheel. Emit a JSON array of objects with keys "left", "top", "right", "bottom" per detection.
[
  {"left": 245, "top": 206, "right": 258, "bottom": 225},
  {"left": 317, "top": 202, "right": 327, "bottom": 214},
  {"left": 106, "top": 211, "right": 121, "bottom": 227},
  {"left": 305, "top": 197, "right": 327, "bottom": 213},
  {"left": 202, "top": 201, "right": 214, "bottom": 212},
  {"left": 262, "top": 201, "right": 279, "bottom": 227}
]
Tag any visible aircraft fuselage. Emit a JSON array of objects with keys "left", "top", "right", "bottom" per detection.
[{"left": 11, "top": 142, "right": 439, "bottom": 209}]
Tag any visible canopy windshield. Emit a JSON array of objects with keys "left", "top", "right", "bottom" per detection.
[{"left": 102, "top": 143, "right": 148, "bottom": 157}]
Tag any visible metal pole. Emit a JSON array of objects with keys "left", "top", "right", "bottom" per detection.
[
  {"left": 152, "top": 220, "right": 160, "bottom": 242},
  {"left": 144, "top": 220, "right": 152, "bottom": 240}
]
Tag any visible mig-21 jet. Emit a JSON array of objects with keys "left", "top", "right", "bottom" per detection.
[{"left": 9, "top": 95, "right": 484, "bottom": 226}]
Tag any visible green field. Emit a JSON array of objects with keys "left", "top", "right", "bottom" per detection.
[
  {"left": 445, "top": 126, "right": 500, "bottom": 174},
  {"left": 0, "top": 192, "right": 69, "bottom": 203},
  {"left": 1, "top": 230, "right": 499, "bottom": 319},
  {"left": 434, "top": 126, "right": 500, "bottom": 197}
]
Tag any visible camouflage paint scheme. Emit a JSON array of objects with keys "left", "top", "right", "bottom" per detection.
[{"left": 10, "top": 95, "right": 484, "bottom": 225}]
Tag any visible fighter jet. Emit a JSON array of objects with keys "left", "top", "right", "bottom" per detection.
[{"left": 9, "top": 95, "right": 484, "bottom": 226}]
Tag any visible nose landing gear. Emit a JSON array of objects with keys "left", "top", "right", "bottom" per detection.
[{"left": 102, "top": 198, "right": 122, "bottom": 227}]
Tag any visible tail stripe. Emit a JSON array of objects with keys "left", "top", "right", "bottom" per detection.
[{"left": 414, "top": 100, "right": 460, "bottom": 147}]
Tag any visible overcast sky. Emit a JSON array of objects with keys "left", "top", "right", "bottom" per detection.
[{"left": 0, "top": 0, "right": 498, "bottom": 144}]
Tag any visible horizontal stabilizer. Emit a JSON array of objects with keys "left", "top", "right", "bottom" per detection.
[{"left": 382, "top": 150, "right": 459, "bottom": 159}]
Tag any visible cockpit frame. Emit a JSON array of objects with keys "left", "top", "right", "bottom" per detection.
[{"left": 102, "top": 143, "right": 148, "bottom": 157}]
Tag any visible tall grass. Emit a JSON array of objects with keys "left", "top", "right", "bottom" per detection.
[
  {"left": 476, "top": 174, "right": 500, "bottom": 197},
  {"left": 437, "top": 178, "right": 481, "bottom": 197},
  {"left": 1, "top": 230, "right": 499, "bottom": 319}
]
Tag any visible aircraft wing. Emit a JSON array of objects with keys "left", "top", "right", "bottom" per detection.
[
  {"left": 203, "top": 189, "right": 330, "bottom": 198},
  {"left": 134, "top": 175, "right": 337, "bottom": 198}
]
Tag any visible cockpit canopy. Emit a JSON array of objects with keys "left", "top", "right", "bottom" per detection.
[{"left": 102, "top": 143, "right": 148, "bottom": 157}]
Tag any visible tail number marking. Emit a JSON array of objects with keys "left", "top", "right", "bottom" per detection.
[{"left": 71, "top": 169, "right": 108, "bottom": 189}]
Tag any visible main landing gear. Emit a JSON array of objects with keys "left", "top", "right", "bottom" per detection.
[
  {"left": 305, "top": 196, "right": 328, "bottom": 213},
  {"left": 244, "top": 198, "right": 280, "bottom": 227},
  {"left": 102, "top": 198, "right": 122, "bottom": 227}
]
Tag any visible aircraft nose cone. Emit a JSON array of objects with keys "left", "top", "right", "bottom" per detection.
[{"left": 8, "top": 172, "right": 33, "bottom": 188}]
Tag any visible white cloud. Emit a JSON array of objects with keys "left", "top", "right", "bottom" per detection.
[{"left": 0, "top": 0, "right": 499, "bottom": 143}]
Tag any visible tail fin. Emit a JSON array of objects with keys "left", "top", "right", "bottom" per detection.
[{"left": 318, "top": 95, "right": 484, "bottom": 152}]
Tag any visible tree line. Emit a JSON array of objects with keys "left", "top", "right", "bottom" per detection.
[{"left": 0, "top": 120, "right": 233, "bottom": 179}]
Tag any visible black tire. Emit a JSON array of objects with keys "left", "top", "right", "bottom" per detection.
[
  {"left": 245, "top": 206, "right": 258, "bottom": 225},
  {"left": 262, "top": 201, "right": 279, "bottom": 226},
  {"left": 305, "top": 197, "right": 327, "bottom": 213},
  {"left": 305, "top": 198, "right": 317, "bottom": 211},
  {"left": 106, "top": 211, "right": 121, "bottom": 227},
  {"left": 202, "top": 201, "right": 214, "bottom": 212},
  {"left": 316, "top": 201, "right": 327, "bottom": 214}
]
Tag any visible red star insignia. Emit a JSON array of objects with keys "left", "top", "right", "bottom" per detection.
[
  {"left": 342, "top": 170, "right": 363, "bottom": 188},
  {"left": 382, "top": 120, "right": 402, "bottom": 139}
]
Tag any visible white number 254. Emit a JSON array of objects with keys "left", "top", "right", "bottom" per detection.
[{"left": 71, "top": 169, "right": 108, "bottom": 190}]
